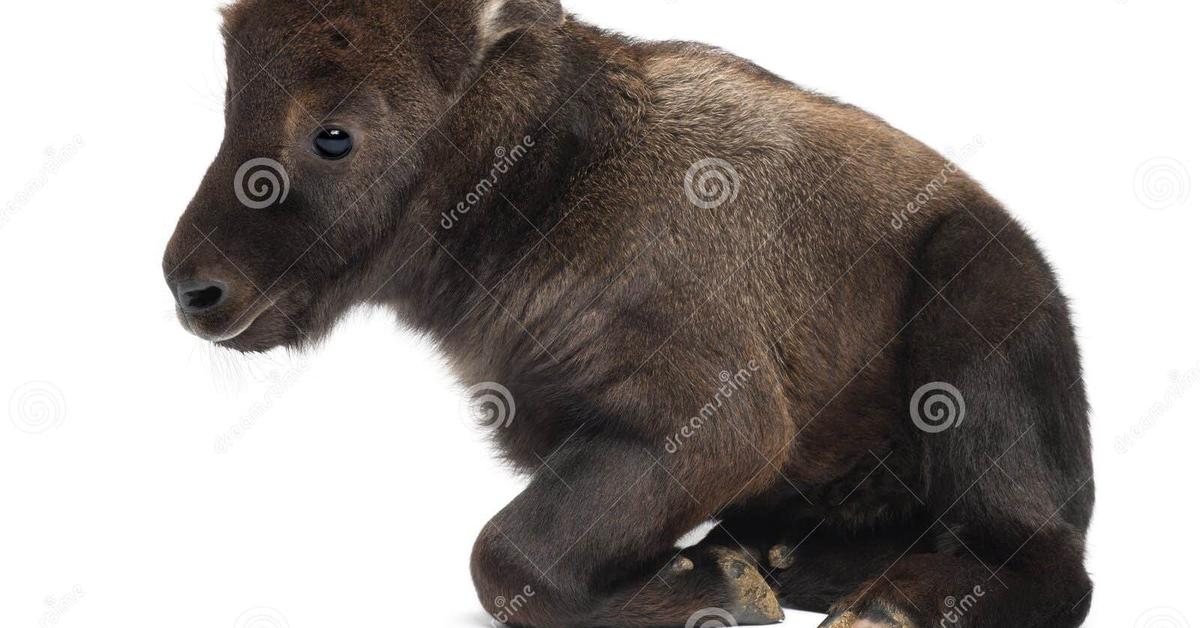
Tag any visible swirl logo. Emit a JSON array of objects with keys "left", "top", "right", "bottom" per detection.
[
  {"left": 1134, "top": 157, "right": 1190, "bottom": 210},
  {"left": 1135, "top": 607, "right": 1190, "bottom": 628},
  {"left": 685, "top": 608, "right": 738, "bottom": 628},
  {"left": 234, "top": 158, "right": 290, "bottom": 209},
  {"left": 234, "top": 607, "right": 289, "bottom": 628},
  {"left": 460, "top": 382, "right": 517, "bottom": 431},
  {"left": 909, "top": 382, "right": 966, "bottom": 434},
  {"left": 685, "top": 158, "right": 741, "bottom": 209},
  {"left": 9, "top": 381, "right": 66, "bottom": 434}
]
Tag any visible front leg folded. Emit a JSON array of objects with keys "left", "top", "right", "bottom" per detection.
[{"left": 470, "top": 437, "right": 786, "bottom": 627}]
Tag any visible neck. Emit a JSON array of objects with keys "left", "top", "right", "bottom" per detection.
[{"left": 369, "top": 20, "right": 646, "bottom": 335}]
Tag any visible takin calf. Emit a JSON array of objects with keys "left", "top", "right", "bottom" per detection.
[{"left": 162, "top": 1, "right": 1094, "bottom": 626}]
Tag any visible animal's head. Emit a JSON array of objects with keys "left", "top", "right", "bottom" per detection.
[{"left": 162, "top": 0, "right": 565, "bottom": 352}]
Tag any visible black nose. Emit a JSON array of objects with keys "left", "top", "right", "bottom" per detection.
[{"left": 175, "top": 279, "right": 227, "bottom": 314}]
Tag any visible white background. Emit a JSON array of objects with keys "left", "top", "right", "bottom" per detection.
[{"left": 1, "top": 1, "right": 1197, "bottom": 627}]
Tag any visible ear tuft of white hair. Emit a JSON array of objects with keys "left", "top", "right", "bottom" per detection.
[{"left": 475, "top": 0, "right": 564, "bottom": 55}]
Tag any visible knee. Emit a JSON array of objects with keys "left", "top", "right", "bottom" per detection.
[
  {"left": 470, "top": 526, "right": 532, "bottom": 622},
  {"left": 470, "top": 525, "right": 590, "bottom": 627}
]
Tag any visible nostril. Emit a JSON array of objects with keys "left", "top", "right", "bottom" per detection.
[
  {"left": 185, "top": 286, "right": 223, "bottom": 309},
  {"left": 176, "top": 280, "right": 227, "bottom": 314}
]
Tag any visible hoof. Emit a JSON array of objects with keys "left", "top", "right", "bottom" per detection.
[
  {"left": 709, "top": 546, "right": 785, "bottom": 625},
  {"left": 819, "top": 604, "right": 914, "bottom": 628},
  {"left": 767, "top": 544, "right": 795, "bottom": 570},
  {"left": 668, "top": 556, "right": 695, "bottom": 574}
]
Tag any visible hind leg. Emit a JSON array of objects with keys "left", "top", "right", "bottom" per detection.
[
  {"left": 819, "top": 210, "right": 1094, "bottom": 627},
  {"left": 818, "top": 529, "right": 1090, "bottom": 628}
]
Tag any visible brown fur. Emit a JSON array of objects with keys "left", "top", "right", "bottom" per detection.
[{"left": 163, "top": 2, "right": 1093, "bottom": 626}]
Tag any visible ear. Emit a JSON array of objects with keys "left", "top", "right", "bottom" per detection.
[
  {"left": 425, "top": 0, "right": 564, "bottom": 91},
  {"left": 473, "top": 0, "right": 565, "bottom": 58}
]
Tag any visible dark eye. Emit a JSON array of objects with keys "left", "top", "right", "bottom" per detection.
[{"left": 313, "top": 128, "right": 353, "bottom": 160}]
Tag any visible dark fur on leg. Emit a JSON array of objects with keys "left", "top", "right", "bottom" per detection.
[
  {"left": 813, "top": 210, "right": 1094, "bottom": 627},
  {"left": 471, "top": 438, "right": 787, "bottom": 627}
]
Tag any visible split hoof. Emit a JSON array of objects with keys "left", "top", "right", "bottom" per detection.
[{"left": 709, "top": 546, "right": 785, "bottom": 625}]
